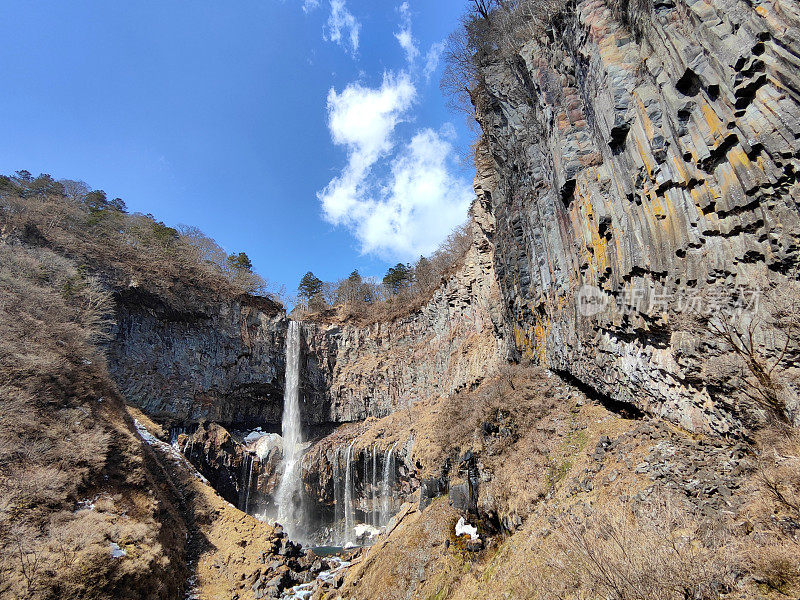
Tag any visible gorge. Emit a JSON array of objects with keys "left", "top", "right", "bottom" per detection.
[{"left": 1, "top": 0, "right": 800, "bottom": 598}]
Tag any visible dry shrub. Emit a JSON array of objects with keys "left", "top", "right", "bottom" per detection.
[
  {"left": 755, "top": 430, "right": 800, "bottom": 520},
  {"left": 746, "top": 543, "right": 800, "bottom": 594},
  {"left": 0, "top": 240, "right": 184, "bottom": 599},
  {"left": 423, "top": 364, "right": 566, "bottom": 520},
  {"left": 741, "top": 428, "right": 800, "bottom": 594},
  {"left": 441, "top": 0, "right": 569, "bottom": 120},
  {"left": 429, "top": 363, "right": 556, "bottom": 462},
  {"left": 534, "top": 499, "right": 736, "bottom": 600}
]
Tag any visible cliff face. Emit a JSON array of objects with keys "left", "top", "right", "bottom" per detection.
[
  {"left": 300, "top": 205, "right": 509, "bottom": 424},
  {"left": 474, "top": 0, "right": 800, "bottom": 434},
  {"left": 109, "top": 200, "right": 509, "bottom": 431},
  {"left": 109, "top": 289, "right": 288, "bottom": 428}
]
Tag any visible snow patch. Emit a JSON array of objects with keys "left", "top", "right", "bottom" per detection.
[
  {"left": 243, "top": 428, "right": 267, "bottom": 444},
  {"left": 76, "top": 496, "right": 98, "bottom": 512},
  {"left": 353, "top": 523, "right": 380, "bottom": 540},
  {"left": 133, "top": 419, "right": 210, "bottom": 484},
  {"left": 109, "top": 542, "right": 127, "bottom": 558},
  {"left": 455, "top": 517, "right": 479, "bottom": 541}
]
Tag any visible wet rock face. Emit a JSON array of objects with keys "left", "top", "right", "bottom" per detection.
[
  {"left": 109, "top": 288, "right": 287, "bottom": 428},
  {"left": 186, "top": 422, "right": 248, "bottom": 507},
  {"left": 475, "top": 0, "right": 800, "bottom": 434}
]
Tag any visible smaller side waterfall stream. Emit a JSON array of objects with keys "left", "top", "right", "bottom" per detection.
[
  {"left": 371, "top": 442, "right": 378, "bottom": 527},
  {"left": 381, "top": 442, "right": 397, "bottom": 526},
  {"left": 241, "top": 453, "right": 254, "bottom": 513},
  {"left": 333, "top": 447, "right": 342, "bottom": 540},
  {"left": 343, "top": 441, "right": 356, "bottom": 544},
  {"left": 327, "top": 441, "right": 401, "bottom": 546}
]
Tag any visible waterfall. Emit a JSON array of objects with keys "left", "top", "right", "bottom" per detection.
[
  {"left": 241, "top": 453, "right": 254, "bottom": 513},
  {"left": 371, "top": 443, "right": 378, "bottom": 527},
  {"left": 333, "top": 447, "right": 342, "bottom": 541},
  {"left": 275, "top": 321, "right": 304, "bottom": 536},
  {"left": 381, "top": 442, "right": 397, "bottom": 526},
  {"left": 169, "top": 426, "right": 186, "bottom": 448},
  {"left": 343, "top": 440, "right": 355, "bottom": 544},
  {"left": 362, "top": 448, "right": 368, "bottom": 520}
]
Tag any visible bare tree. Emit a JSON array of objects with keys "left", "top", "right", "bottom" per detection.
[
  {"left": 13, "top": 536, "right": 41, "bottom": 595},
  {"left": 59, "top": 179, "right": 90, "bottom": 203},
  {"left": 674, "top": 280, "right": 800, "bottom": 423},
  {"left": 470, "top": 0, "right": 501, "bottom": 20}
]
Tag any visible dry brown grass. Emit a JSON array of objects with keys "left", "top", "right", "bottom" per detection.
[
  {"left": 737, "top": 428, "right": 800, "bottom": 596},
  {"left": 326, "top": 384, "right": 800, "bottom": 600},
  {"left": 0, "top": 190, "right": 281, "bottom": 312},
  {"left": 534, "top": 499, "right": 736, "bottom": 600},
  {"left": 0, "top": 241, "right": 187, "bottom": 599},
  {"left": 422, "top": 364, "right": 571, "bottom": 519}
]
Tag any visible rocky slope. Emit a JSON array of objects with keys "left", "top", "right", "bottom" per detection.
[{"left": 474, "top": 0, "right": 800, "bottom": 434}]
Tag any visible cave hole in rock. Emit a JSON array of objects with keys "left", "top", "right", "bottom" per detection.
[
  {"left": 561, "top": 179, "right": 577, "bottom": 207},
  {"left": 552, "top": 369, "right": 645, "bottom": 419},
  {"left": 675, "top": 68, "right": 703, "bottom": 97},
  {"left": 609, "top": 125, "right": 630, "bottom": 155}
]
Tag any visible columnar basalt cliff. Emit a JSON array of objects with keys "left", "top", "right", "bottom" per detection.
[
  {"left": 473, "top": 0, "right": 800, "bottom": 433},
  {"left": 300, "top": 205, "right": 510, "bottom": 423},
  {"left": 109, "top": 289, "right": 288, "bottom": 428}
]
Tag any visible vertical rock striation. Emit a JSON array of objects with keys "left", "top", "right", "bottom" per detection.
[
  {"left": 474, "top": 0, "right": 800, "bottom": 433},
  {"left": 300, "top": 206, "right": 511, "bottom": 423},
  {"left": 109, "top": 289, "right": 287, "bottom": 427}
]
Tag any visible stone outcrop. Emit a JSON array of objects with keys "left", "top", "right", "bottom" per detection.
[
  {"left": 109, "top": 288, "right": 287, "bottom": 428},
  {"left": 474, "top": 0, "right": 800, "bottom": 433},
  {"left": 299, "top": 205, "right": 510, "bottom": 424}
]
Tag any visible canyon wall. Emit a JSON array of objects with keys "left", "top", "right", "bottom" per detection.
[
  {"left": 110, "top": 199, "right": 509, "bottom": 431},
  {"left": 474, "top": 0, "right": 800, "bottom": 434},
  {"left": 300, "top": 202, "right": 509, "bottom": 423},
  {"left": 109, "top": 289, "right": 288, "bottom": 428}
]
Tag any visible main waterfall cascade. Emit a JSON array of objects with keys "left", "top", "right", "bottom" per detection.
[
  {"left": 219, "top": 320, "right": 402, "bottom": 546},
  {"left": 276, "top": 320, "right": 305, "bottom": 539}
]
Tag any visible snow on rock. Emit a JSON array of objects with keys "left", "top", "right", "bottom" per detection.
[
  {"left": 243, "top": 428, "right": 266, "bottom": 444},
  {"left": 109, "top": 542, "right": 127, "bottom": 559},
  {"left": 353, "top": 523, "right": 380, "bottom": 541},
  {"left": 252, "top": 433, "right": 283, "bottom": 460},
  {"left": 455, "top": 517, "right": 479, "bottom": 541},
  {"left": 133, "top": 419, "right": 210, "bottom": 484}
]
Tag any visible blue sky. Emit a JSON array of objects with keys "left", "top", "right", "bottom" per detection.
[{"left": 0, "top": 0, "right": 474, "bottom": 295}]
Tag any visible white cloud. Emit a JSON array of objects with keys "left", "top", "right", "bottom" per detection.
[
  {"left": 394, "top": 2, "right": 419, "bottom": 65},
  {"left": 325, "top": 0, "right": 361, "bottom": 56},
  {"left": 423, "top": 40, "right": 446, "bottom": 82},
  {"left": 302, "top": 0, "right": 320, "bottom": 13},
  {"left": 319, "top": 72, "right": 416, "bottom": 222},
  {"left": 318, "top": 72, "right": 472, "bottom": 260},
  {"left": 355, "top": 128, "right": 473, "bottom": 259}
]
